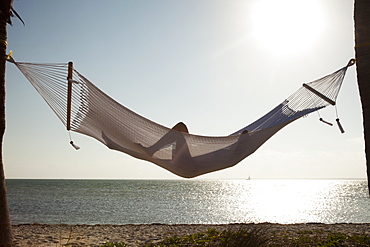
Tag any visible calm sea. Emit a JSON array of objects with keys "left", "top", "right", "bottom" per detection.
[{"left": 5, "top": 179, "right": 370, "bottom": 225}]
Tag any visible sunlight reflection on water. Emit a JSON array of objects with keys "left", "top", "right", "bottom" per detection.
[
  {"left": 219, "top": 180, "right": 369, "bottom": 224},
  {"left": 6, "top": 179, "right": 370, "bottom": 225}
]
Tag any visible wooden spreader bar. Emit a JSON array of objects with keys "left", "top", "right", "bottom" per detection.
[
  {"left": 67, "top": 61, "right": 73, "bottom": 130},
  {"left": 302, "top": 83, "right": 335, "bottom": 106}
]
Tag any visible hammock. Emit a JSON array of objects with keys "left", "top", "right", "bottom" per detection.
[{"left": 8, "top": 58, "right": 355, "bottom": 178}]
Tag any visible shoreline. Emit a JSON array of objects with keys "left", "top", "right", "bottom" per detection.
[{"left": 12, "top": 222, "right": 370, "bottom": 246}]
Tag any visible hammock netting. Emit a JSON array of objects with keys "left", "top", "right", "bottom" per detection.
[{"left": 9, "top": 58, "right": 355, "bottom": 178}]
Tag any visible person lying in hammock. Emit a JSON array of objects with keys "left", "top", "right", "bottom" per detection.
[
  {"left": 140, "top": 122, "right": 249, "bottom": 159},
  {"left": 103, "top": 121, "right": 250, "bottom": 168}
]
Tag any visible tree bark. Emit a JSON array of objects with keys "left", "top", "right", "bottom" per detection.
[
  {"left": 354, "top": 0, "right": 370, "bottom": 195},
  {"left": 0, "top": 0, "right": 13, "bottom": 246}
]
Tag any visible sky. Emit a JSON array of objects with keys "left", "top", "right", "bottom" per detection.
[{"left": 3, "top": 0, "right": 364, "bottom": 180}]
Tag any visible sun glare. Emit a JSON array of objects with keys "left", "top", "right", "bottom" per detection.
[{"left": 251, "top": 0, "right": 325, "bottom": 57}]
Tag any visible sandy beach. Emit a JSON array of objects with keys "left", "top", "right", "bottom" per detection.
[{"left": 11, "top": 223, "right": 370, "bottom": 246}]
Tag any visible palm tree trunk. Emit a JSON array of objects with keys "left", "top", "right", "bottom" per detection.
[
  {"left": 0, "top": 0, "right": 13, "bottom": 246},
  {"left": 354, "top": 0, "right": 370, "bottom": 195}
]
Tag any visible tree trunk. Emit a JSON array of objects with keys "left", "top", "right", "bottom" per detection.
[
  {"left": 0, "top": 0, "right": 13, "bottom": 246},
  {"left": 354, "top": 0, "right": 370, "bottom": 195}
]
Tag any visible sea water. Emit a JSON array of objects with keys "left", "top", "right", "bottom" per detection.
[{"left": 5, "top": 179, "right": 370, "bottom": 225}]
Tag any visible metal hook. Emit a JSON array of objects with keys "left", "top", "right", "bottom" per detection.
[{"left": 347, "top": 58, "right": 356, "bottom": 67}]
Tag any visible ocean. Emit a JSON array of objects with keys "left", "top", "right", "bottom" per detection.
[{"left": 5, "top": 179, "right": 370, "bottom": 225}]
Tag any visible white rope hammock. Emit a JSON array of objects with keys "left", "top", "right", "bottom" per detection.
[{"left": 8, "top": 58, "right": 355, "bottom": 178}]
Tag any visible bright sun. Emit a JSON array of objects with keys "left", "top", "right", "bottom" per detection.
[{"left": 251, "top": 0, "right": 325, "bottom": 57}]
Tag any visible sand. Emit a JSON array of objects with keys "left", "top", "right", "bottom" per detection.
[{"left": 11, "top": 223, "right": 370, "bottom": 246}]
